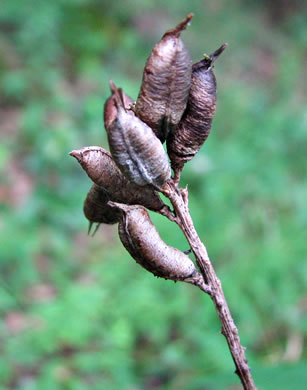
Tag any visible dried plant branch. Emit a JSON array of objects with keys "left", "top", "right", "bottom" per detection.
[
  {"left": 70, "top": 13, "right": 257, "bottom": 389},
  {"left": 162, "top": 180, "right": 257, "bottom": 390}
]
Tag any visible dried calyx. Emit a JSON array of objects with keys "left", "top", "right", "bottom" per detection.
[
  {"left": 135, "top": 14, "right": 193, "bottom": 143},
  {"left": 105, "top": 83, "right": 171, "bottom": 189},
  {"left": 113, "top": 202, "right": 208, "bottom": 291},
  {"left": 70, "top": 146, "right": 170, "bottom": 215},
  {"left": 83, "top": 184, "right": 122, "bottom": 234},
  {"left": 167, "top": 43, "right": 227, "bottom": 171}
]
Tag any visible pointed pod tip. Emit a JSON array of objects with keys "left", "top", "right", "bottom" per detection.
[
  {"left": 110, "top": 84, "right": 125, "bottom": 111},
  {"left": 210, "top": 43, "right": 228, "bottom": 62},
  {"left": 219, "top": 42, "right": 228, "bottom": 53},
  {"left": 165, "top": 13, "right": 194, "bottom": 37},
  {"left": 185, "top": 13, "right": 194, "bottom": 25},
  {"left": 109, "top": 79, "right": 125, "bottom": 103},
  {"left": 109, "top": 79, "right": 123, "bottom": 97},
  {"left": 69, "top": 149, "right": 82, "bottom": 162},
  {"left": 109, "top": 79, "right": 116, "bottom": 93},
  {"left": 69, "top": 150, "right": 77, "bottom": 157},
  {"left": 176, "top": 13, "right": 193, "bottom": 32}
]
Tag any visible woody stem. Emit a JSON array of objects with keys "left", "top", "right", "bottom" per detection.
[{"left": 162, "top": 180, "right": 257, "bottom": 390}]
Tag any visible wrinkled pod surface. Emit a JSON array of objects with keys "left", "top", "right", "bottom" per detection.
[
  {"left": 167, "top": 43, "right": 227, "bottom": 171},
  {"left": 135, "top": 14, "right": 193, "bottom": 142},
  {"left": 113, "top": 202, "right": 207, "bottom": 289},
  {"left": 70, "top": 146, "right": 169, "bottom": 214},
  {"left": 106, "top": 84, "right": 171, "bottom": 189}
]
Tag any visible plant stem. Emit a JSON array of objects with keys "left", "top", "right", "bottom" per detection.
[{"left": 162, "top": 180, "right": 257, "bottom": 390}]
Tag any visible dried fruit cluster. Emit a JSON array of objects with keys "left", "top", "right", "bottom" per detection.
[
  {"left": 70, "top": 16, "right": 258, "bottom": 388},
  {"left": 70, "top": 14, "right": 226, "bottom": 287}
]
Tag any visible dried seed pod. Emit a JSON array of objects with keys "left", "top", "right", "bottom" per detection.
[
  {"left": 134, "top": 14, "right": 193, "bottom": 142},
  {"left": 106, "top": 84, "right": 171, "bottom": 189},
  {"left": 70, "top": 146, "right": 168, "bottom": 213},
  {"left": 167, "top": 43, "right": 227, "bottom": 170},
  {"left": 104, "top": 80, "right": 133, "bottom": 131},
  {"left": 83, "top": 184, "right": 122, "bottom": 227},
  {"left": 114, "top": 202, "right": 207, "bottom": 289}
]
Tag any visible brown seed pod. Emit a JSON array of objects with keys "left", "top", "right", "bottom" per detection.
[
  {"left": 83, "top": 184, "right": 122, "bottom": 230},
  {"left": 113, "top": 202, "right": 207, "bottom": 289},
  {"left": 106, "top": 84, "right": 171, "bottom": 189},
  {"left": 167, "top": 43, "right": 227, "bottom": 170},
  {"left": 104, "top": 80, "right": 134, "bottom": 131},
  {"left": 70, "top": 146, "right": 169, "bottom": 214},
  {"left": 134, "top": 14, "right": 193, "bottom": 142}
]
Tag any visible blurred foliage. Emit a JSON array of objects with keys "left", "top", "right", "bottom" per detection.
[{"left": 0, "top": 0, "right": 306, "bottom": 389}]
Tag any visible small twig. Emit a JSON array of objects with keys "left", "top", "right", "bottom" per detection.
[
  {"left": 158, "top": 204, "right": 177, "bottom": 222},
  {"left": 172, "top": 165, "right": 184, "bottom": 186},
  {"left": 162, "top": 180, "right": 257, "bottom": 390}
]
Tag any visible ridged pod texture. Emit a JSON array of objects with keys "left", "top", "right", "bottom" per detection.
[
  {"left": 135, "top": 14, "right": 193, "bottom": 142},
  {"left": 70, "top": 146, "right": 166, "bottom": 212},
  {"left": 117, "top": 204, "right": 199, "bottom": 281},
  {"left": 167, "top": 44, "right": 227, "bottom": 168},
  {"left": 83, "top": 184, "right": 122, "bottom": 225},
  {"left": 107, "top": 87, "right": 171, "bottom": 188}
]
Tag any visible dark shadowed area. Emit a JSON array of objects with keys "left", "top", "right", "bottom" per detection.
[{"left": 0, "top": 0, "right": 306, "bottom": 389}]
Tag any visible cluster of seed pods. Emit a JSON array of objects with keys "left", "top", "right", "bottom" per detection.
[{"left": 70, "top": 14, "right": 226, "bottom": 283}]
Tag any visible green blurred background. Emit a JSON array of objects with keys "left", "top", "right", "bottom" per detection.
[{"left": 0, "top": 1, "right": 306, "bottom": 389}]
